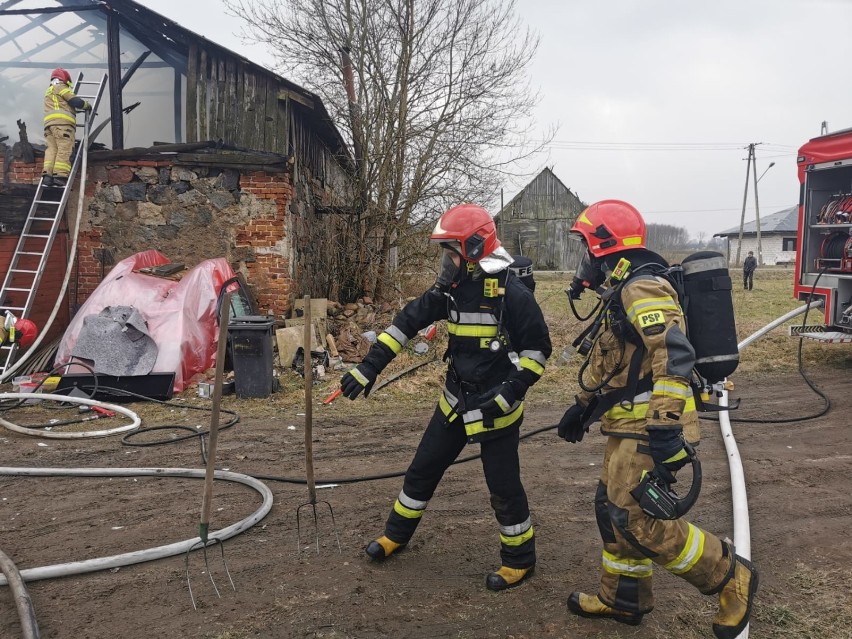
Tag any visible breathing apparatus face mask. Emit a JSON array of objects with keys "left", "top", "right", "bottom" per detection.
[
  {"left": 436, "top": 246, "right": 463, "bottom": 291},
  {"left": 567, "top": 242, "right": 606, "bottom": 299}
]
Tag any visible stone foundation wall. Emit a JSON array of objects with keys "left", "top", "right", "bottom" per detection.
[{"left": 81, "top": 160, "right": 293, "bottom": 316}]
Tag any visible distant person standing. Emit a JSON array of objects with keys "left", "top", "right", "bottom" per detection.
[
  {"left": 42, "top": 68, "right": 90, "bottom": 188},
  {"left": 743, "top": 251, "right": 757, "bottom": 290}
]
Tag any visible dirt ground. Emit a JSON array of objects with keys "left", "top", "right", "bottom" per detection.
[{"left": 0, "top": 369, "right": 850, "bottom": 639}]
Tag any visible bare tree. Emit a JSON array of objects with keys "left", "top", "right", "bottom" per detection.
[
  {"left": 226, "top": 0, "right": 550, "bottom": 299},
  {"left": 646, "top": 223, "right": 690, "bottom": 253}
]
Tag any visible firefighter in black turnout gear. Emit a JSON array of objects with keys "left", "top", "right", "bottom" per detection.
[
  {"left": 558, "top": 200, "right": 758, "bottom": 639},
  {"left": 340, "top": 204, "right": 552, "bottom": 591}
]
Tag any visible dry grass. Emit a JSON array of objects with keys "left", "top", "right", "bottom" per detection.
[
  {"left": 750, "top": 563, "right": 852, "bottom": 639},
  {"left": 240, "top": 264, "right": 851, "bottom": 419}
]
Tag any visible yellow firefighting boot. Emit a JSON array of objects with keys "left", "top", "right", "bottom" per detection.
[
  {"left": 567, "top": 593, "right": 644, "bottom": 626},
  {"left": 365, "top": 536, "right": 404, "bottom": 561},
  {"left": 712, "top": 556, "right": 759, "bottom": 639},
  {"left": 485, "top": 565, "right": 534, "bottom": 591}
]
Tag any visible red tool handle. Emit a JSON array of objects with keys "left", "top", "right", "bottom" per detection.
[
  {"left": 323, "top": 387, "right": 343, "bottom": 404},
  {"left": 91, "top": 405, "right": 116, "bottom": 417}
]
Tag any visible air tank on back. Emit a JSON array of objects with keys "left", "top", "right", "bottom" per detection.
[{"left": 680, "top": 251, "right": 739, "bottom": 383}]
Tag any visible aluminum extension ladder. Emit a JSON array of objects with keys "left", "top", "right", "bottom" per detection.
[{"left": 0, "top": 73, "right": 107, "bottom": 379}]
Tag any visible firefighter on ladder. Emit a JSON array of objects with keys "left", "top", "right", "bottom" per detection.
[
  {"left": 340, "top": 204, "right": 552, "bottom": 591},
  {"left": 42, "top": 68, "right": 91, "bottom": 188},
  {"left": 557, "top": 200, "right": 758, "bottom": 639}
]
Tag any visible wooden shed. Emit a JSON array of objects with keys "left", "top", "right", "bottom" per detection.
[
  {"left": 0, "top": 0, "right": 355, "bottom": 321},
  {"left": 496, "top": 168, "right": 586, "bottom": 270}
]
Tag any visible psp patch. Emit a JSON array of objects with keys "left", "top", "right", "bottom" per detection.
[{"left": 637, "top": 310, "right": 665, "bottom": 328}]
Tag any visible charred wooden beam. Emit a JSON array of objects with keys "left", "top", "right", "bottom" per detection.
[
  {"left": 88, "top": 141, "right": 217, "bottom": 161},
  {"left": 106, "top": 12, "right": 123, "bottom": 150},
  {"left": 120, "top": 50, "right": 152, "bottom": 89},
  {"left": 174, "top": 152, "right": 289, "bottom": 166},
  {"left": 198, "top": 48, "right": 208, "bottom": 140},
  {"left": 0, "top": 5, "right": 101, "bottom": 16},
  {"left": 172, "top": 161, "right": 287, "bottom": 173},
  {"left": 186, "top": 43, "right": 198, "bottom": 143},
  {"left": 173, "top": 66, "right": 182, "bottom": 143}
]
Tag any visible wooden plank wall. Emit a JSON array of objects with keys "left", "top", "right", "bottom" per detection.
[
  {"left": 505, "top": 170, "right": 584, "bottom": 221},
  {"left": 185, "top": 45, "right": 292, "bottom": 156}
]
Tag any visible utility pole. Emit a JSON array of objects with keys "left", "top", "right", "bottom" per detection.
[
  {"left": 752, "top": 152, "right": 764, "bottom": 266},
  {"left": 735, "top": 144, "right": 753, "bottom": 266}
]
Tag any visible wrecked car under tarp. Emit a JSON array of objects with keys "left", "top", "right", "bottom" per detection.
[{"left": 55, "top": 250, "right": 241, "bottom": 392}]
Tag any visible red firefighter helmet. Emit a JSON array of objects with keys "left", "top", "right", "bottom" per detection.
[
  {"left": 570, "top": 199, "right": 646, "bottom": 258},
  {"left": 429, "top": 204, "right": 501, "bottom": 262},
  {"left": 13, "top": 318, "right": 38, "bottom": 348},
  {"left": 50, "top": 68, "right": 71, "bottom": 84}
]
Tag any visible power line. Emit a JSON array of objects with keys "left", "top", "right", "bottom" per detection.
[
  {"left": 645, "top": 205, "right": 791, "bottom": 215},
  {"left": 526, "top": 139, "right": 798, "bottom": 152}
]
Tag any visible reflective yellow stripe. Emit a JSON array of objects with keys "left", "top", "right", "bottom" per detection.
[
  {"left": 602, "top": 550, "right": 653, "bottom": 577},
  {"left": 44, "top": 112, "right": 77, "bottom": 124},
  {"left": 625, "top": 296, "right": 680, "bottom": 323},
  {"left": 438, "top": 394, "right": 460, "bottom": 423},
  {"left": 605, "top": 396, "right": 696, "bottom": 420},
  {"left": 463, "top": 402, "right": 523, "bottom": 437},
  {"left": 378, "top": 332, "right": 402, "bottom": 354},
  {"left": 653, "top": 381, "right": 688, "bottom": 397},
  {"left": 519, "top": 356, "right": 544, "bottom": 376},
  {"left": 500, "top": 525, "right": 534, "bottom": 547},
  {"left": 447, "top": 323, "right": 498, "bottom": 337},
  {"left": 393, "top": 499, "right": 424, "bottom": 519},
  {"left": 53, "top": 161, "right": 72, "bottom": 172},
  {"left": 350, "top": 368, "right": 369, "bottom": 386},
  {"left": 665, "top": 523, "right": 705, "bottom": 574}
]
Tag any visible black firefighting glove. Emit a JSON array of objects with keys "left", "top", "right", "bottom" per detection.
[
  {"left": 557, "top": 402, "right": 588, "bottom": 443},
  {"left": 477, "top": 381, "right": 526, "bottom": 419},
  {"left": 476, "top": 380, "right": 524, "bottom": 418},
  {"left": 340, "top": 362, "right": 380, "bottom": 400},
  {"left": 647, "top": 426, "right": 690, "bottom": 484}
]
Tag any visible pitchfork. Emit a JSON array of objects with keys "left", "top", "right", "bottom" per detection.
[
  {"left": 296, "top": 295, "right": 342, "bottom": 554},
  {"left": 185, "top": 292, "right": 237, "bottom": 609}
]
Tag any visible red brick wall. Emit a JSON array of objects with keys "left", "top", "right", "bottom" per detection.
[
  {"left": 237, "top": 172, "right": 293, "bottom": 315},
  {"left": 2, "top": 157, "right": 45, "bottom": 185},
  {"left": 2, "top": 157, "right": 295, "bottom": 324},
  {"left": 0, "top": 235, "right": 70, "bottom": 344}
]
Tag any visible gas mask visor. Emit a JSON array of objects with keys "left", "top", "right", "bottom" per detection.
[
  {"left": 436, "top": 243, "right": 463, "bottom": 290},
  {"left": 567, "top": 234, "right": 605, "bottom": 299}
]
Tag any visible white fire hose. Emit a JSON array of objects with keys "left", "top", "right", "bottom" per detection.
[{"left": 719, "top": 299, "right": 822, "bottom": 638}]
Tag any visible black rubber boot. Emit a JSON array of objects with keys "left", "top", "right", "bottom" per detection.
[
  {"left": 567, "top": 592, "right": 644, "bottom": 626},
  {"left": 485, "top": 565, "right": 534, "bottom": 591},
  {"left": 365, "top": 536, "right": 404, "bottom": 561}
]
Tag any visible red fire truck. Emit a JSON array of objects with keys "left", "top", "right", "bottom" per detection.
[{"left": 794, "top": 127, "right": 852, "bottom": 341}]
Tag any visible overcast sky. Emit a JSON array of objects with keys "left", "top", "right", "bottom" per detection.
[{"left": 138, "top": 0, "right": 851, "bottom": 238}]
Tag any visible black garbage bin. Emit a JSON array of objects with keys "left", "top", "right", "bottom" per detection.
[{"left": 227, "top": 315, "right": 274, "bottom": 398}]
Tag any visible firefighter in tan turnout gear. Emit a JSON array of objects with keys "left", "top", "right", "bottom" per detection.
[
  {"left": 557, "top": 200, "right": 758, "bottom": 639},
  {"left": 340, "top": 204, "right": 551, "bottom": 591},
  {"left": 42, "top": 68, "right": 91, "bottom": 188}
]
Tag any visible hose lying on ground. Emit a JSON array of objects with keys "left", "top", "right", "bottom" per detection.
[
  {"left": 0, "top": 467, "right": 273, "bottom": 586},
  {"left": 0, "top": 548, "right": 40, "bottom": 639}
]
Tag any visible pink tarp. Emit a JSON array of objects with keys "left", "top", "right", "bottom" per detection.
[{"left": 56, "top": 250, "right": 237, "bottom": 392}]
